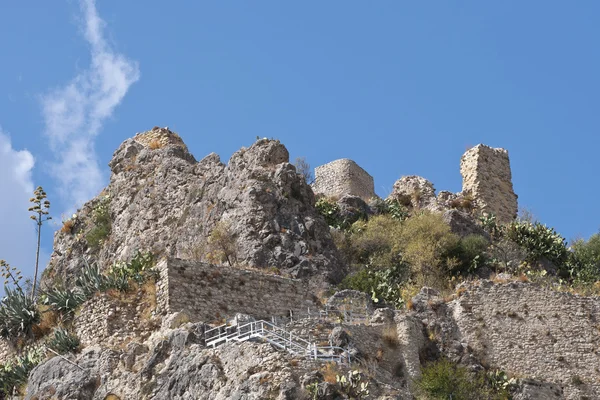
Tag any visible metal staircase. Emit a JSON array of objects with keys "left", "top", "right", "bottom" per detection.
[{"left": 205, "top": 319, "right": 351, "bottom": 364}]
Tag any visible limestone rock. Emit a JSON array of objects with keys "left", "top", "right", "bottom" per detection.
[
  {"left": 442, "top": 209, "right": 489, "bottom": 239},
  {"left": 513, "top": 380, "right": 564, "bottom": 400},
  {"left": 387, "top": 175, "right": 439, "bottom": 211},
  {"left": 328, "top": 326, "right": 350, "bottom": 348},
  {"left": 43, "top": 132, "right": 344, "bottom": 289},
  {"left": 326, "top": 289, "right": 374, "bottom": 313},
  {"left": 162, "top": 311, "right": 191, "bottom": 330},
  {"left": 336, "top": 194, "right": 371, "bottom": 224}
]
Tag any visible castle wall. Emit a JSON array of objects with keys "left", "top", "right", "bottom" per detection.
[
  {"left": 454, "top": 281, "right": 600, "bottom": 399},
  {"left": 460, "top": 145, "right": 518, "bottom": 223},
  {"left": 0, "top": 339, "right": 13, "bottom": 363},
  {"left": 74, "top": 292, "right": 159, "bottom": 348},
  {"left": 157, "top": 258, "right": 320, "bottom": 323},
  {"left": 312, "top": 159, "right": 375, "bottom": 200}
]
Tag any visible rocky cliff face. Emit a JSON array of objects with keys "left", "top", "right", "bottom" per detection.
[{"left": 43, "top": 128, "right": 344, "bottom": 289}]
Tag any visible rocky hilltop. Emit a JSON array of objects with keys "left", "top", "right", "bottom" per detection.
[
  {"left": 44, "top": 127, "right": 343, "bottom": 289},
  {"left": 2, "top": 128, "right": 600, "bottom": 400}
]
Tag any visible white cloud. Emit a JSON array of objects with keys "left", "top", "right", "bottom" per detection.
[
  {"left": 0, "top": 129, "right": 37, "bottom": 284},
  {"left": 41, "top": 0, "right": 139, "bottom": 207}
]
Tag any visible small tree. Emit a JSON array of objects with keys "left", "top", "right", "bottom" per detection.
[
  {"left": 206, "top": 221, "right": 238, "bottom": 266},
  {"left": 29, "top": 186, "right": 51, "bottom": 300},
  {"left": 294, "top": 157, "right": 314, "bottom": 185}
]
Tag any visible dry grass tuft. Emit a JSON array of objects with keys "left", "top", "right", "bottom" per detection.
[
  {"left": 148, "top": 139, "right": 163, "bottom": 150},
  {"left": 61, "top": 219, "right": 75, "bottom": 234},
  {"left": 321, "top": 362, "right": 340, "bottom": 384},
  {"left": 382, "top": 325, "right": 399, "bottom": 348},
  {"left": 375, "top": 347, "right": 384, "bottom": 362},
  {"left": 32, "top": 305, "right": 60, "bottom": 340}
]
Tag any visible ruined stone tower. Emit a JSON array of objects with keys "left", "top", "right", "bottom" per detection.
[
  {"left": 312, "top": 159, "right": 375, "bottom": 200},
  {"left": 460, "top": 144, "right": 518, "bottom": 223}
]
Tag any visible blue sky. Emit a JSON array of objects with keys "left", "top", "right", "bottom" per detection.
[{"left": 1, "top": 1, "right": 599, "bottom": 287}]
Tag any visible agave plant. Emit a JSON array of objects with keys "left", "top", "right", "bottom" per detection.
[
  {"left": 75, "top": 258, "right": 109, "bottom": 298},
  {"left": 46, "top": 328, "right": 80, "bottom": 355},
  {"left": 0, "top": 286, "right": 40, "bottom": 338},
  {"left": 43, "top": 286, "right": 86, "bottom": 315}
]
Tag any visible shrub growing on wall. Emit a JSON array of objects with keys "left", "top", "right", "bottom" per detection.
[{"left": 86, "top": 195, "right": 112, "bottom": 250}]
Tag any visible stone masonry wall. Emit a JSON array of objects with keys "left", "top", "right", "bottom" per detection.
[
  {"left": 312, "top": 159, "right": 375, "bottom": 201},
  {"left": 133, "top": 126, "right": 187, "bottom": 149},
  {"left": 460, "top": 144, "right": 518, "bottom": 223},
  {"left": 74, "top": 292, "right": 159, "bottom": 348},
  {"left": 0, "top": 338, "right": 14, "bottom": 363},
  {"left": 453, "top": 281, "right": 600, "bottom": 399},
  {"left": 157, "top": 258, "right": 321, "bottom": 323}
]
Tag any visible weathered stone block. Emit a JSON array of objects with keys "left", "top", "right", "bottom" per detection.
[
  {"left": 460, "top": 144, "right": 518, "bottom": 223},
  {"left": 312, "top": 159, "right": 375, "bottom": 200}
]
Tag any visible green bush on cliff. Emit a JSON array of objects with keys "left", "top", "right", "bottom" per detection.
[
  {"left": 569, "top": 233, "right": 600, "bottom": 282},
  {"left": 0, "top": 346, "right": 45, "bottom": 397},
  {"left": 86, "top": 195, "right": 112, "bottom": 250},
  {"left": 415, "top": 358, "right": 509, "bottom": 400},
  {"left": 506, "top": 221, "right": 569, "bottom": 267}
]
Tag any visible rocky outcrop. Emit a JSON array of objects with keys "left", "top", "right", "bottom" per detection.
[
  {"left": 25, "top": 335, "right": 304, "bottom": 400},
  {"left": 387, "top": 175, "right": 439, "bottom": 211},
  {"left": 43, "top": 128, "right": 344, "bottom": 288},
  {"left": 442, "top": 209, "right": 488, "bottom": 238}
]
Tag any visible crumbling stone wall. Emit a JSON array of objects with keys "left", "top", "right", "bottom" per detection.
[
  {"left": 312, "top": 159, "right": 375, "bottom": 200},
  {"left": 133, "top": 126, "right": 187, "bottom": 149},
  {"left": 460, "top": 144, "right": 518, "bottom": 223},
  {"left": 157, "top": 258, "right": 321, "bottom": 323},
  {"left": 453, "top": 281, "right": 600, "bottom": 399},
  {"left": 0, "top": 338, "right": 13, "bottom": 362},
  {"left": 74, "top": 292, "right": 158, "bottom": 348}
]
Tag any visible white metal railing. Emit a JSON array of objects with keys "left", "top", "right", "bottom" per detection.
[
  {"left": 205, "top": 319, "right": 351, "bottom": 364},
  {"left": 270, "top": 305, "right": 371, "bottom": 328}
]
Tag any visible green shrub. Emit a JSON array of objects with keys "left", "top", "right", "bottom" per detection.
[
  {"left": 415, "top": 358, "right": 504, "bottom": 400},
  {"left": 350, "top": 215, "right": 404, "bottom": 269},
  {"left": 341, "top": 264, "right": 408, "bottom": 308},
  {"left": 446, "top": 234, "right": 490, "bottom": 276},
  {"left": 479, "top": 214, "right": 504, "bottom": 239},
  {"left": 86, "top": 195, "right": 111, "bottom": 250},
  {"left": 0, "top": 287, "right": 40, "bottom": 339},
  {"left": 205, "top": 221, "right": 238, "bottom": 266},
  {"left": 506, "top": 221, "right": 569, "bottom": 266},
  {"left": 316, "top": 197, "right": 342, "bottom": 228},
  {"left": 0, "top": 345, "right": 45, "bottom": 396},
  {"left": 398, "top": 212, "right": 459, "bottom": 286},
  {"left": 569, "top": 233, "right": 600, "bottom": 282},
  {"left": 46, "top": 328, "right": 80, "bottom": 354},
  {"left": 370, "top": 198, "right": 409, "bottom": 221}
]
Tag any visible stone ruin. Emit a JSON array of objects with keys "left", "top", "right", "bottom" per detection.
[
  {"left": 313, "top": 144, "right": 518, "bottom": 224},
  {"left": 311, "top": 158, "right": 375, "bottom": 201},
  {"left": 133, "top": 126, "right": 187, "bottom": 149},
  {"left": 460, "top": 144, "right": 518, "bottom": 223}
]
